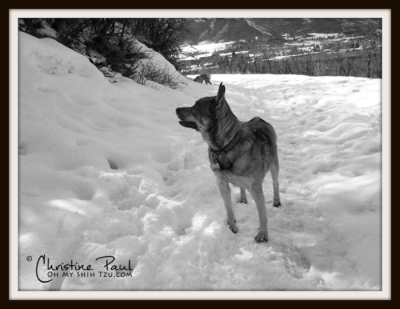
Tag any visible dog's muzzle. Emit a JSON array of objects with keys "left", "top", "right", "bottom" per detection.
[{"left": 176, "top": 108, "right": 198, "bottom": 131}]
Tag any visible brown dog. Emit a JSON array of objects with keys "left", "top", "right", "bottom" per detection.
[
  {"left": 176, "top": 83, "right": 281, "bottom": 242},
  {"left": 194, "top": 73, "right": 212, "bottom": 85}
]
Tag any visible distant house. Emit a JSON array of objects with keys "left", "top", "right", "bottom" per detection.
[{"left": 282, "top": 33, "right": 293, "bottom": 40}]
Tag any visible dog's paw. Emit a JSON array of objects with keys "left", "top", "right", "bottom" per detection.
[
  {"left": 227, "top": 221, "right": 238, "bottom": 234},
  {"left": 273, "top": 201, "right": 281, "bottom": 207},
  {"left": 238, "top": 198, "right": 248, "bottom": 204},
  {"left": 254, "top": 231, "right": 268, "bottom": 243},
  {"left": 229, "top": 225, "right": 238, "bottom": 234}
]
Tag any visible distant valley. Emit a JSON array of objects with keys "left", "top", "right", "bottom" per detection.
[{"left": 185, "top": 18, "right": 381, "bottom": 44}]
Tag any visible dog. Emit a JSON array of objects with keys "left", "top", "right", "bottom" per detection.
[
  {"left": 176, "top": 83, "right": 280, "bottom": 242},
  {"left": 193, "top": 73, "right": 212, "bottom": 85}
]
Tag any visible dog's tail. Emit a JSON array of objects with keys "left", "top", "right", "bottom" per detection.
[{"left": 248, "top": 117, "right": 277, "bottom": 146}]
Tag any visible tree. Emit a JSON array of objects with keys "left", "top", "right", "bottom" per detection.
[
  {"left": 360, "top": 52, "right": 373, "bottom": 78},
  {"left": 238, "top": 55, "right": 248, "bottom": 73},
  {"left": 370, "top": 43, "right": 382, "bottom": 78},
  {"left": 129, "top": 19, "right": 190, "bottom": 70},
  {"left": 19, "top": 18, "right": 149, "bottom": 79}
]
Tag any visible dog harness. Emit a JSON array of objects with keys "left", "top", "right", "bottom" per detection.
[
  {"left": 209, "top": 117, "right": 272, "bottom": 171},
  {"left": 210, "top": 130, "right": 242, "bottom": 170}
]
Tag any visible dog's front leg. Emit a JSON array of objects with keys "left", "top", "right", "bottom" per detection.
[
  {"left": 216, "top": 176, "right": 238, "bottom": 233},
  {"left": 249, "top": 184, "right": 268, "bottom": 242}
]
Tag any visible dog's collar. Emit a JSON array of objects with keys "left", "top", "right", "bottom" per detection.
[
  {"left": 210, "top": 130, "right": 242, "bottom": 170},
  {"left": 221, "top": 129, "right": 242, "bottom": 154}
]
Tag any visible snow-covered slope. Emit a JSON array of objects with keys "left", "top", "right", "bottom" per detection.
[
  {"left": 134, "top": 39, "right": 185, "bottom": 82},
  {"left": 18, "top": 32, "right": 382, "bottom": 291}
]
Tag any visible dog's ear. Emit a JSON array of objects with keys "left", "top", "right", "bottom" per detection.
[{"left": 216, "top": 82, "right": 225, "bottom": 106}]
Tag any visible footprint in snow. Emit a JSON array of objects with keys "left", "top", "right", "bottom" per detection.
[{"left": 278, "top": 243, "right": 312, "bottom": 279}]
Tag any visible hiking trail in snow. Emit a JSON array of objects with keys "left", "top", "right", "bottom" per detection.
[{"left": 18, "top": 33, "right": 381, "bottom": 291}]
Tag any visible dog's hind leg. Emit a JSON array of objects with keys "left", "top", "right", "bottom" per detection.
[
  {"left": 217, "top": 177, "right": 238, "bottom": 233},
  {"left": 239, "top": 187, "right": 248, "bottom": 204},
  {"left": 270, "top": 155, "right": 281, "bottom": 207},
  {"left": 249, "top": 184, "right": 268, "bottom": 242}
]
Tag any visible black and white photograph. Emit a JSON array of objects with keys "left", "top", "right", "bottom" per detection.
[{"left": 10, "top": 9, "right": 390, "bottom": 299}]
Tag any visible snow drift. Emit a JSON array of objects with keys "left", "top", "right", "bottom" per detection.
[{"left": 18, "top": 32, "right": 382, "bottom": 291}]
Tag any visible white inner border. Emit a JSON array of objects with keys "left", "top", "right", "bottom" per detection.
[{"left": 10, "top": 9, "right": 391, "bottom": 300}]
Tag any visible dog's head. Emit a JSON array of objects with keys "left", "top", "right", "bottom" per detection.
[{"left": 176, "top": 82, "right": 226, "bottom": 132}]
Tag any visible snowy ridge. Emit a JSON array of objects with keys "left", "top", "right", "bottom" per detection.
[{"left": 18, "top": 32, "right": 381, "bottom": 291}]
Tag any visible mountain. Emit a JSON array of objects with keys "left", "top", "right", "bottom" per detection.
[{"left": 186, "top": 18, "right": 382, "bottom": 43}]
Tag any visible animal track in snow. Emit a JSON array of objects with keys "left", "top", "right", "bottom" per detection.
[
  {"left": 73, "top": 181, "right": 95, "bottom": 201},
  {"left": 19, "top": 142, "right": 28, "bottom": 155},
  {"left": 107, "top": 159, "right": 119, "bottom": 170},
  {"left": 280, "top": 243, "right": 312, "bottom": 279}
]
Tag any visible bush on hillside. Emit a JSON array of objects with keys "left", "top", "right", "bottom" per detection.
[
  {"left": 18, "top": 18, "right": 189, "bottom": 89},
  {"left": 135, "top": 61, "right": 188, "bottom": 90}
]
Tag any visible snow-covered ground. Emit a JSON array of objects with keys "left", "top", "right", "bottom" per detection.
[
  {"left": 194, "top": 52, "right": 213, "bottom": 59},
  {"left": 308, "top": 33, "right": 340, "bottom": 38},
  {"left": 181, "top": 41, "right": 235, "bottom": 54},
  {"left": 17, "top": 32, "right": 383, "bottom": 293},
  {"left": 219, "top": 50, "right": 250, "bottom": 57}
]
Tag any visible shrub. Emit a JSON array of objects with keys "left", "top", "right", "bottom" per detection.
[{"left": 135, "top": 61, "right": 188, "bottom": 90}]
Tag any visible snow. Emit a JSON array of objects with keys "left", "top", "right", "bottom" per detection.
[
  {"left": 134, "top": 39, "right": 186, "bottom": 85},
  {"left": 181, "top": 41, "right": 235, "bottom": 54},
  {"left": 219, "top": 50, "right": 249, "bottom": 57},
  {"left": 194, "top": 52, "right": 213, "bottom": 59},
  {"left": 266, "top": 51, "right": 321, "bottom": 61},
  {"left": 36, "top": 22, "right": 58, "bottom": 38},
  {"left": 308, "top": 33, "right": 340, "bottom": 38},
  {"left": 178, "top": 54, "right": 197, "bottom": 61},
  {"left": 18, "top": 32, "right": 382, "bottom": 292},
  {"left": 135, "top": 40, "right": 177, "bottom": 74}
]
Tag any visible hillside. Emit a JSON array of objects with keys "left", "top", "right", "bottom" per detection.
[{"left": 187, "top": 18, "right": 381, "bottom": 43}]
